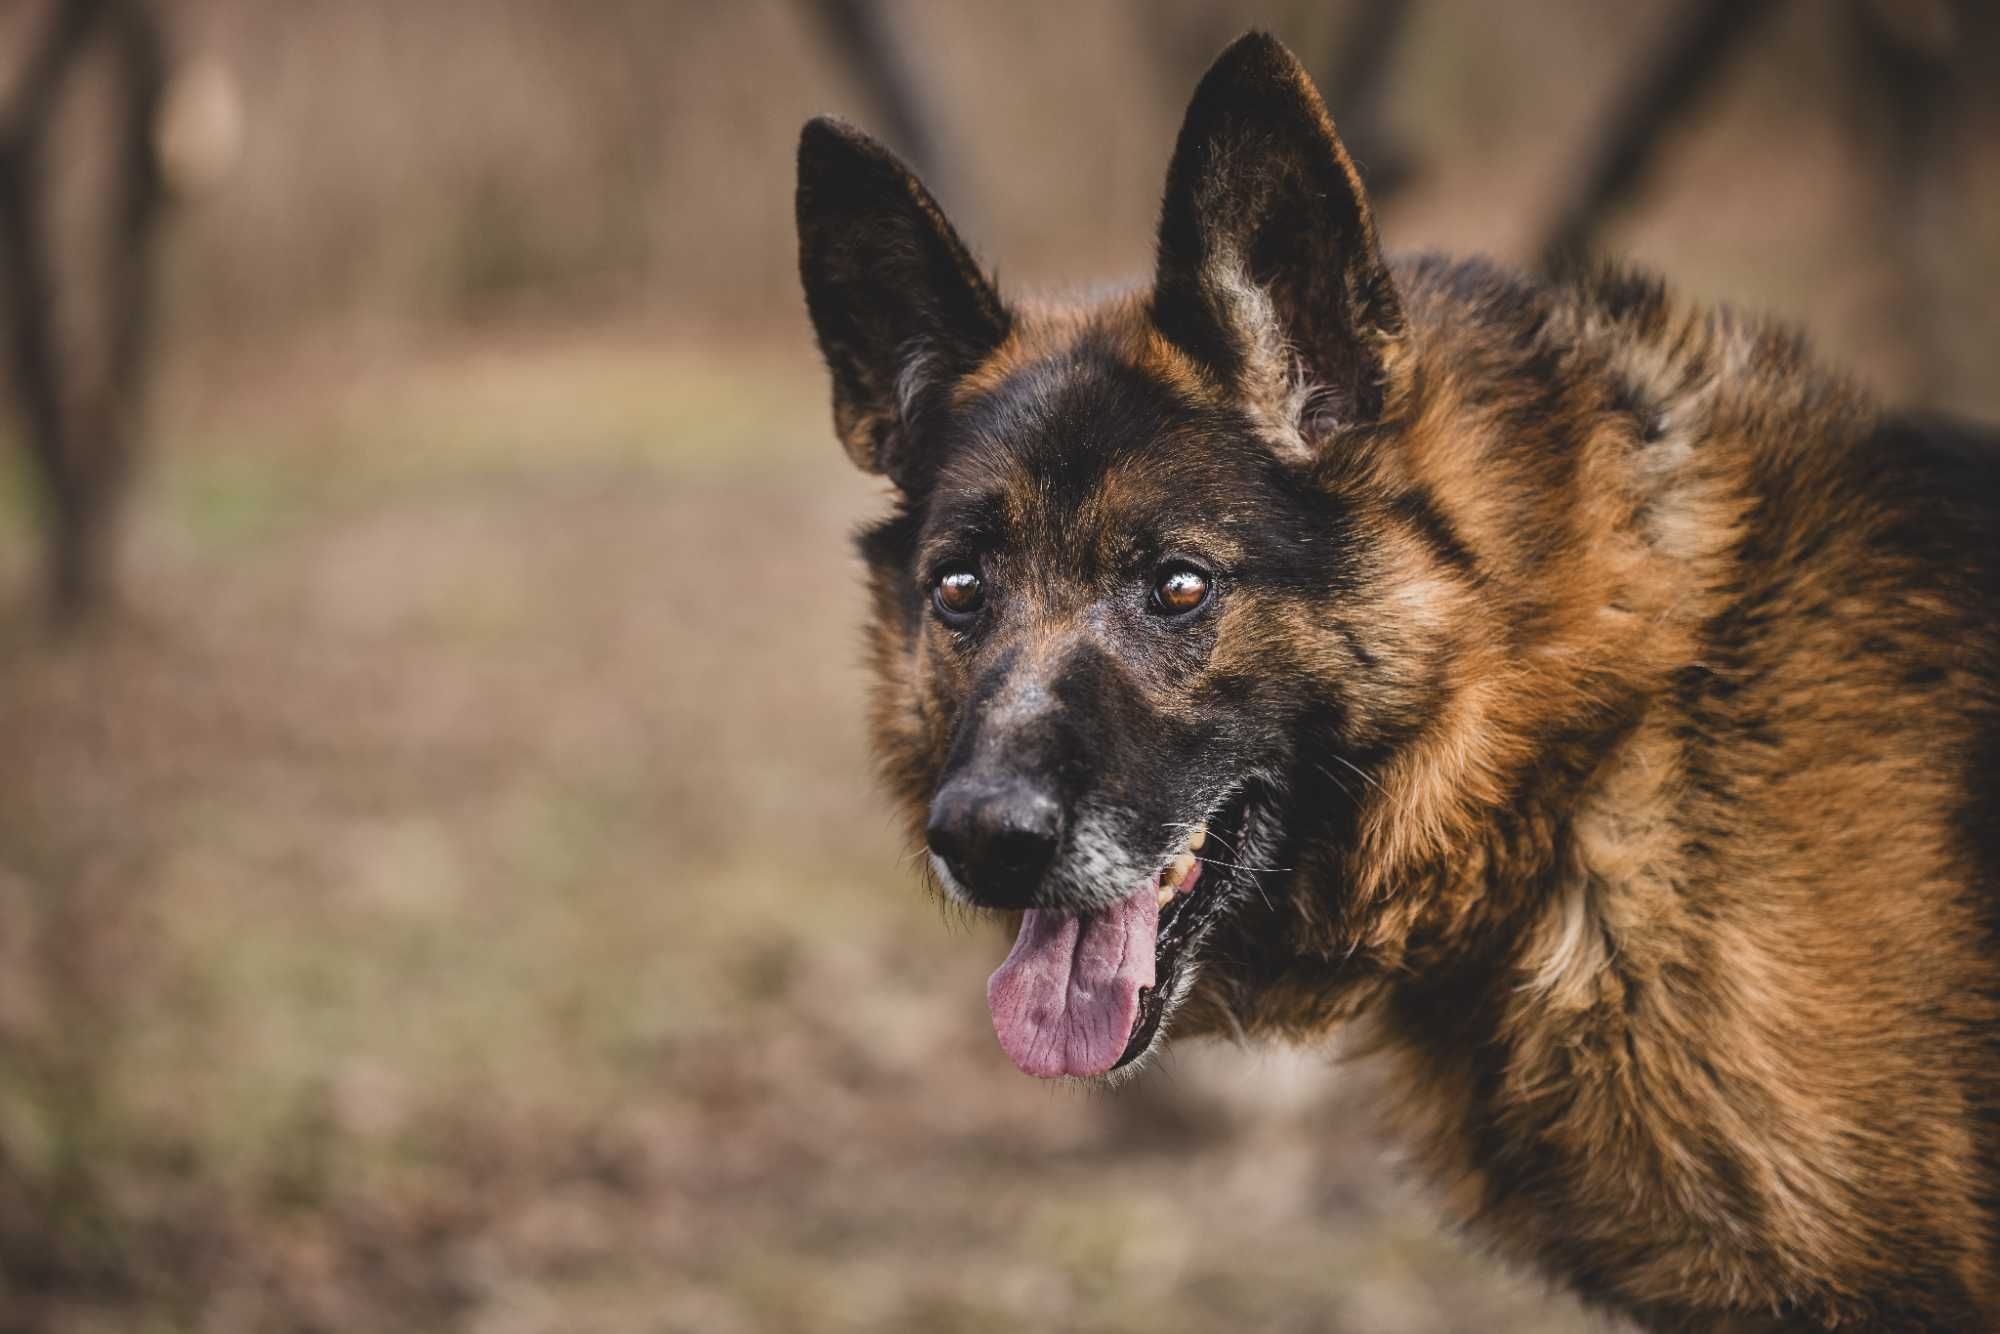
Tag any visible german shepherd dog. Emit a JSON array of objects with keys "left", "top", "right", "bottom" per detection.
[{"left": 796, "top": 32, "right": 2000, "bottom": 1331}]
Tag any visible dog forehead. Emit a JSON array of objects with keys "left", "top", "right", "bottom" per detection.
[{"left": 932, "top": 337, "right": 1235, "bottom": 540}]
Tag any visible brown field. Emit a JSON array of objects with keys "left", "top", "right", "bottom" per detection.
[{"left": 0, "top": 0, "right": 1995, "bottom": 1328}]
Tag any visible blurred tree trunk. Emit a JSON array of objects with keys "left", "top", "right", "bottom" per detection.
[
  {"left": 806, "top": 0, "right": 974, "bottom": 222},
  {"left": 1311, "top": 0, "right": 1416, "bottom": 201},
  {"left": 1538, "top": 0, "right": 1781, "bottom": 273},
  {"left": 0, "top": 0, "right": 166, "bottom": 623},
  {"left": 1846, "top": 0, "right": 1967, "bottom": 405},
  {"left": 1137, "top": 0, "right": 1416, "bottom": 204}
]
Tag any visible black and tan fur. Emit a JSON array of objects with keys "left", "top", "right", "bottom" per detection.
[{"left": 797, "top": 32, "right": 2000, "bottom": 1331}]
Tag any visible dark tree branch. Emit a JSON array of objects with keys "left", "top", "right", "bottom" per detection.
[
  {"left": 2, "top": 0, "right": 106, "bottom": 145},
  {"left": 0, "top": 1, "right": 104, "bottom": 616},
  {"left": 0, "top": 0, "right": 168, "bottom": 620},
  {"left": 1539, "top": 0, "right": 1784, "bottom": 274},
  {"left": 1313, "top": 0, "right": 1417, "bottom": 202},
  {"left": 806, "top": 0, "right": 972, "bottom": 223},
  {"left": 108, "top": 0, "right": 167, "bottom": 389}
]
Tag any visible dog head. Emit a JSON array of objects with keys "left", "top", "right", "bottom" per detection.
[{"left": 797, "top": 33, "right": 1473, "bottom": 1079}]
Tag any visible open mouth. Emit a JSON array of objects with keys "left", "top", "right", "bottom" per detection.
[{"left": 983, "top": 786, "right": 1263, "bottom": 1080}]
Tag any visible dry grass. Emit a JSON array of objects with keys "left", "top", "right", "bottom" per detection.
[
  {"left": 0, "top": 333, "right": 1608, "bottom": 1332},
  {"left": 5, "top": 3, "right": 1993, "bottom": 1324}
]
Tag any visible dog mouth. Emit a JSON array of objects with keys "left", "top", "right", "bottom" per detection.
[{"left": 983, "top": 786, "right": 1264, "bottom": 1080}]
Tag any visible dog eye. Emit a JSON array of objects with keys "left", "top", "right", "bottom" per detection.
[
  {"left": 933, "top": 565, "right": 985, "bottom": 620},
  {"left": 1151, "top": 564, "right": 1211, "bottom": 616}
]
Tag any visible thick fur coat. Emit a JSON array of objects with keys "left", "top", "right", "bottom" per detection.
[{"left": 797, "top": 32, "right": 2000, "bottom": 1331}]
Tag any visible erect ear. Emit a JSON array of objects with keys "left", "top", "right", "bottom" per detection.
[
  {"left": 796, "top": 117, "right": 1010, "bottom": 488},
  {"left": 1152, "top": 33, "right": 1405, "bottom": 440}
]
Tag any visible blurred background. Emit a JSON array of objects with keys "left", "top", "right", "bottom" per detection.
[{"left": 0, "top": 1, "right": 1994, "bottom": 1330}]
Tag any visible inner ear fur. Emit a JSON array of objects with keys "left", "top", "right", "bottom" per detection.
[
  {"left": 1151, "top": 32, "right": 1406, "bottom": 436},
  {"left": 796, "top": 117, "right": 1009, "bottom": 489}
]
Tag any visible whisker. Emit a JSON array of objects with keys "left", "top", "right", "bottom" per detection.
[
  {"left": 1328, "top": 752, "right": 1386, "bottom": 795},
  {"left": 1194, "top": 852, "right": 1292, "bottom": 875},
  {"left": 1162, "top": 817, "right": 1249, "bottom": 851},
  {"left": 1313, "top": 763, "right": 1359, "bottom": 804},
  {"left": 1224, "top": 852, "right": 1279, "bottom": 913},
  {"left": 1251, "top": 879, "right": 1275, "bottom": 914}
]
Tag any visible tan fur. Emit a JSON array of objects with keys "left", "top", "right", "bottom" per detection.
[
  {"left": 1174, "top": 270, "right": 2000, "bottom": 1328},
  {"left": 803, "top": 38, "right": 2000, "bottom": 1327}
]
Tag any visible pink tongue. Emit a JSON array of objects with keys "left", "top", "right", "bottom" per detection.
[{"left": 985, "top": 879, "right": 1158, "bottom": 1078}]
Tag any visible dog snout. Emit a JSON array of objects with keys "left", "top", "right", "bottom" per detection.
[{"left": 926, "top": 776, "right": 1064, "bottom": 908}]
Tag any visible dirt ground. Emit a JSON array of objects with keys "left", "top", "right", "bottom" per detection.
[
  {"left": 0, "top": 330, "right": 1614, "bottom": 1332},
  {"left": 2, "top": 1, "right": 1997, "bottom": 1327}
]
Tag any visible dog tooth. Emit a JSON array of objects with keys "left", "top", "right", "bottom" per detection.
[
  {"left": 1164, "top": 851, "right": 1197, "bottom": 887},
  {"left": 1188, "top": 823, "right": 1208, "bottom": 852},
  {"left": 1157, "top": 885, "right": 1175, "bottom": 908}
]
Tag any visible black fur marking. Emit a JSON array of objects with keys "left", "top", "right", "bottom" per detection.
[{"left": 1388, "top": 487, "right": 1478, "bottom": 577}]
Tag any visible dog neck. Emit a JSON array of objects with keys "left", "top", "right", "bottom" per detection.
[{"left": 1264, "top": 265, "right": 1997, "bottom": 1323}]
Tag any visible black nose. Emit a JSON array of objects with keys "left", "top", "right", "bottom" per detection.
[{"left": 925, "top": 777, "right": 1063, "bottom": 908}]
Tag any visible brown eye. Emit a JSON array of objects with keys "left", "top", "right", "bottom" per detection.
[
  {"left": 933, "top": 566, "right": 984, "bottom": 620},
  {"left": 1152, "top": 564, "right": 1211, "bottom": 616}
]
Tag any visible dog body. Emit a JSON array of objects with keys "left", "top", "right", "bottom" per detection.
[{"left": 798, "top": 34, "right": 2000, "bottom": 1330}]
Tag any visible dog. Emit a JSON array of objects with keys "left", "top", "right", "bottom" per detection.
[{"left": 796, "top": 31, "right": 2000, "bottom": 1331}]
